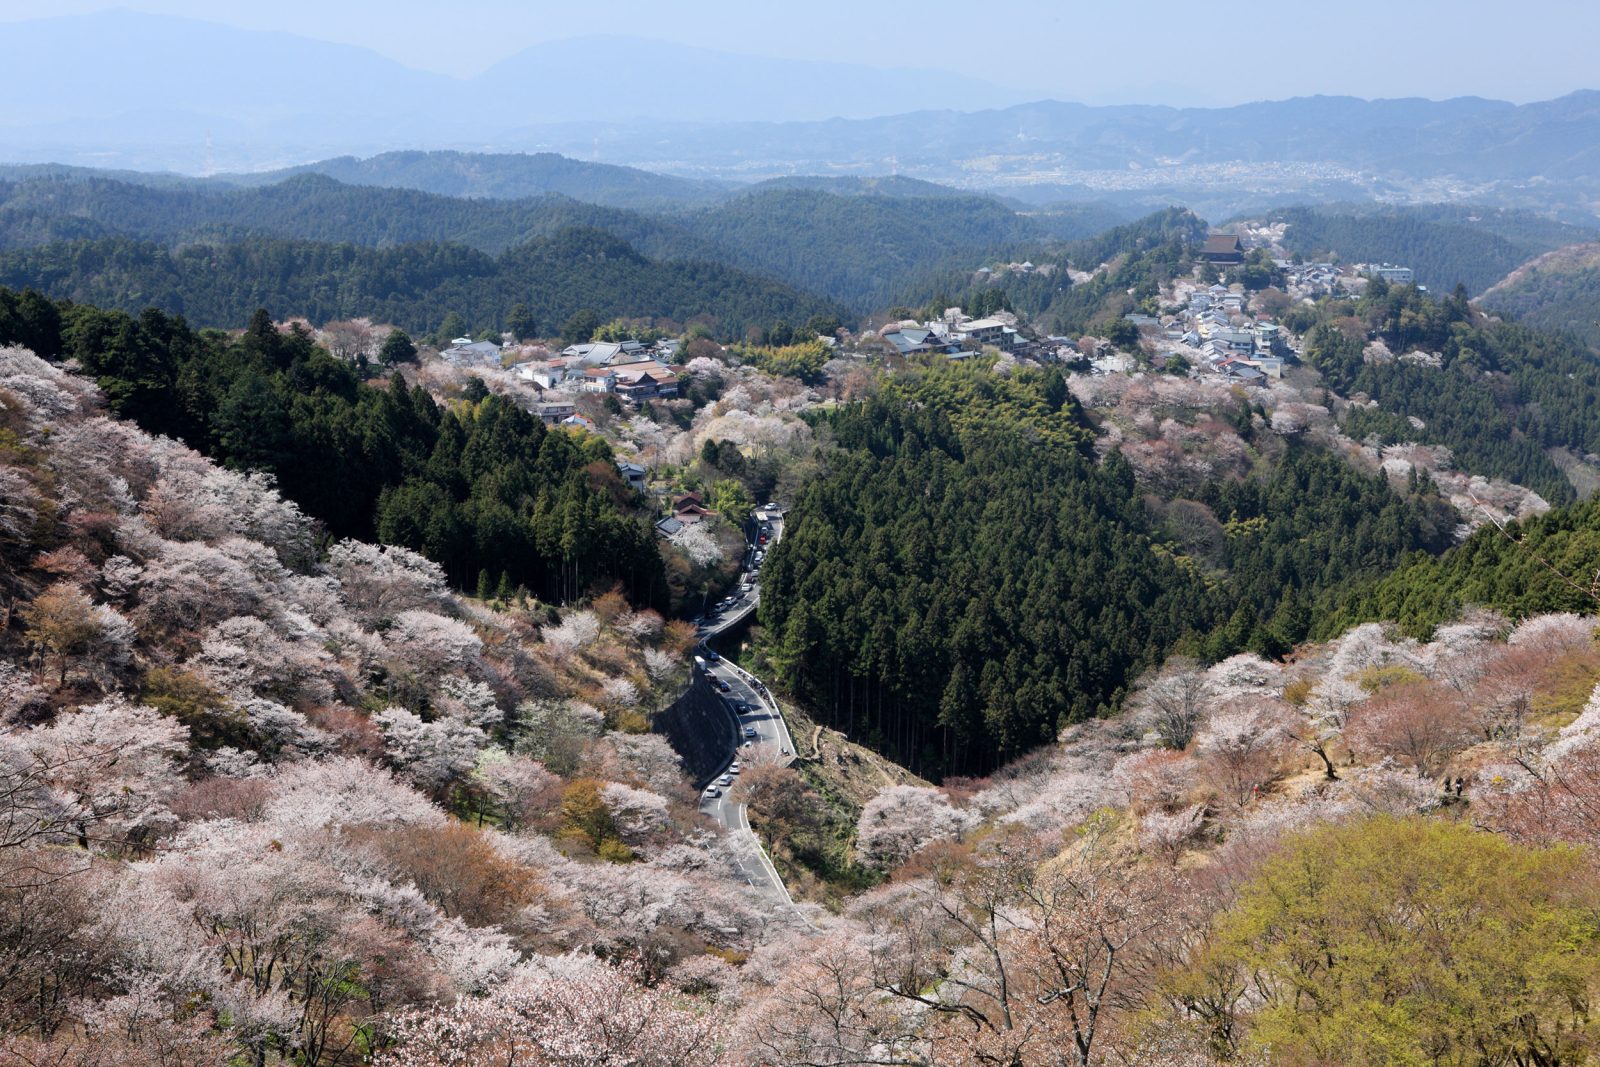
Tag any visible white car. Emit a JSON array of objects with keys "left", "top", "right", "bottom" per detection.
[
  {"left": 718, "top": 774, "right": 733, "bottom": 786},
  {"left": 703, "top": 786, "right": 721, "bottom": 799},
  {"left": 729, "top": 763, "right": 741, "bottom": 774}
]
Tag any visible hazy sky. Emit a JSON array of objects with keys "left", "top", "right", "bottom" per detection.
[{"left": 2, "top": 0, "right": 1596, "bottom": 106}]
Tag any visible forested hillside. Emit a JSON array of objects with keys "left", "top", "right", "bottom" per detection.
[
  {"left": 0, "top": 173, "right": 709, "bottom": 257},
  {"left": 1480, "top": 242, "right": 1600, "bottom": 349},
  {"left": 1288, "top": 279, "right": 1600, "bottom": 503},
  {"left": 0, "top": 229, "right": 842, "bottom": 339},
  {"left": 1328, "top": 494, "right": 1600, "bottom": 638},
  {"left": 237, "top": 150, "right": 732, "bottom": 209},
  {"left": 0, "top": 288, "right": 667, "bottom": 604},
  {"left": 0, "top": 171, "right": 1074, "bottom": 318},
  {"left": 908, "top": 208, "right": 1210, "bottom": 334},
  {"left": 0, "top": 343, "right": 780, "bottom": 1066},
  {"left": 1273, "top": 204, "right": 1597, "bottom": 294},
  {"left": 682, "top": 187, "right": 1049, "bottom": 310},
  {"left": 759, "top": 363, "right": 1452, "bottom": 776}
]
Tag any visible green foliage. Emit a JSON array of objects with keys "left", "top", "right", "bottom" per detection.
[
  {"left": 738, "top": 339, "right": 830, "bottom": 383},
  {"left": 1193, "top": 446, "right": 1457, "bottom": 655},
  {"left": 1065, "top": 207, "right": 1211, "bottom": 272},
  {"left": 506, "top": 302, "right": 538, "bottom": 341},
  {"left": 1176, "top": 817, "right": 1600, "bottom": 1066},
  {"left": 706, "top": 479, "right": 755, "bottom": 522},
  {"left": 0, "top": 290, "right": 668, "bottom": 607},
  {"left": 0, "top": 173, "right": 1067, "bottom": 317},
  {"left": 760, "top": 365, "right": 1212, "bottom": 776},
  {"left": 1103, "top": 318, "right": 1139, "bottom": 350},
  {"left": 1299, "top": 283, "right": 1600, "bottom": 503},
  {"left": 684, "top": 187, "right": 1049, "bottom": 312},
  {"left": 760, "top": 361, "right": 1463, "bottom": 774},
  {"left": 379, "top": 328, "right": 417, "bottom": 365},
  {"left": 561, "top": 308, "right": 601, "bottom": 344},
  {"left": 0, "top": 228, "right": 846, "bottom": 342},
  {"left": 1326, "top": 495, "right": 1600, "bottom": 639},
  {"left": 1480, "top": 249, "right": 1600, "bottom": 349}
]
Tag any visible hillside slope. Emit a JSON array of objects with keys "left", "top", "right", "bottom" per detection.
[{"left": 1480, "top": 242, "right": 1600, "bottom": 347}]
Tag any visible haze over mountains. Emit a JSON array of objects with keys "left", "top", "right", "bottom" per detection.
[
  {"left": 5, "top": 8, "right": 1600, "bottom": 223},
  {"left": 0, "top": 10, "right": 1036, "bottom": 168}
]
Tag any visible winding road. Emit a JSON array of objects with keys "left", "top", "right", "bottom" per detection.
[{"left": 691, "top": 508, "right": 809, "bottom": 918}]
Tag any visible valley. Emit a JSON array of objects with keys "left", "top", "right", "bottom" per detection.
[{"left": 8, "top": 9, "right": 1600, "bottom": 1062}]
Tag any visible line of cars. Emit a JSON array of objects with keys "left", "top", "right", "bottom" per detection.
[{"left": 696, "top": 505, "right": 781, "bottom": 801}]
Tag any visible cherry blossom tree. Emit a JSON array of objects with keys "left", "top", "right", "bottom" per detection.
[
  {"left": 326, "top": 540, "right": 449, "bottom": 626},
  {"left": 1347, "top": 680, "right": 1476, "bottom": 778},
  {"left": 543, "top": 610, "right": 601, "bottom": 657},
  {"left": 668, "top": 523, "right": 724, "bottom": 568},
  {"left": 24, "top": 697, "right": 188, "bottom": 853},
  {"left": 374, "top": 706, "right": 487, "bottom": 799},
  {"left": 1132, "top": 659, "right": 1212, "bottom": 750},
  {"left": 601, "top": 782, "right": 672, "bottom": 849},
  {"left": 855, "top": 785, "right": 978, "bottom": 871},
  {"left": 383, "top": 960, "right": 727, "bottom": 1067},
  {"left": 1193, "top": 701, "right": 1289, "bottom": 809}
]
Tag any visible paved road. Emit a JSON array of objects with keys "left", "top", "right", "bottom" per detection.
[{"left": 689, "top": 508, "right": 810, "bottom": 919}]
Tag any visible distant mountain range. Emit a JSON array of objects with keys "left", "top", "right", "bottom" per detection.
[
  {"left": 0, "top": 11, "right": 1036, "bottom": 171},
  {"left": 0, "top": 163, "right": 1121, "bottom": 312},
  {"left": 5, "top": 9, "right": 1600, "bottom": 222}
]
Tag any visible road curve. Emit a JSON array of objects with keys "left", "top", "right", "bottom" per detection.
[{"left": 690, "top": 509, "right": 812, "bottom": 923}]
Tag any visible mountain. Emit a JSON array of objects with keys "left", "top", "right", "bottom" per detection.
[
  {"left": 0, "top": 12, "right": 1041, "bottom": 171},
  {"left": 0, "top": 173, "right": 711, "bottom": 258},
  {"left": 474, "top": 34, "right": 1033, "bottom": 122},
  {"left": 682, "top": 188, "right": 1051, "bottom": 310},
  {"left": 0, "top": 228, "right": 845, "bottom": 339},
  {"left": 227, "top": 151, "right": 733, "bottom": 211},
  {"left": 0, "top": 171, "right": 1069, "bottom": 312},
  {"left": 498, "top": 95, "right": 1600, "bottom": 220}
]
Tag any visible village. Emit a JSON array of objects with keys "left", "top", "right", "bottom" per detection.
[{"left": 380, "top": 227, "right": 1501, "bottom": 581}]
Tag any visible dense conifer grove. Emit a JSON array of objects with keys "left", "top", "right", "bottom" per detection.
[{"left": 758, "top": 363, "right": 1453, "bottom": 776}]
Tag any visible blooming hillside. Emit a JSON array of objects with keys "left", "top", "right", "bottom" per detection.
[{"left": 0, "top": 346, "right": 790, "bottom": 1065}]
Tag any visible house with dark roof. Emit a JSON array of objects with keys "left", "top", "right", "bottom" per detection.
[
  {"left": 617, "top": 460, "right": 648, "bottom": 491},
  {"left": 1200, "top": 234, "right": 1245, "bottom": 265},
  {"left": 533, "top": 400, "right": 578, "bottom": 425}
]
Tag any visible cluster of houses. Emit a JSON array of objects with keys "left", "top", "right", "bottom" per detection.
[
  {"left": 513, "top": 339, "right": 682, "bottom": 405},
  {"left": 653, "top": 490, "right": 716, "bottom": 538},
  {"left": 1119, "top": 281, "right": 1287, "bottom": 386},
  {"left": 1278, "top": 261, "right": 1345, "bottom": 300},
  {"left": 879, "top": 307, "right": 1023, "bottom": 358},
  {"left": 439, "top": 334, "right": 686, "bottom": 428}
]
